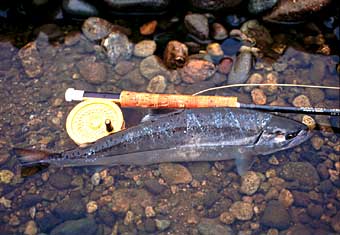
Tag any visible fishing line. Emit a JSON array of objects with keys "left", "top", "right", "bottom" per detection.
[{"left": 193, "top": 83, "right": 340, "bottom": 96}]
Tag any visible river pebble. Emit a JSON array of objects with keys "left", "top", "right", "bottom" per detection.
[
  {"left": 155, "top": 219, "right": 171, "bottom": 231},
  {"left": 49, "top": 171, "right": 72, "bottom": 189},
  {"left": 279, "top": 162, "right": 320, "bottom": 189},
  {"left": 144, "top": 179, "right": 166, "bottom": 195},
  {"left": 54, "top": 197, "right": 85, "bottom": 220},
  {"left": 240, "top": 171, "right": 261, "bottom": 195},
  {"left": 140, "top": 20, "right": 157, "bottom": 35},
  {"left": 50, "top": 217, "right": 97, "bottom": 235},
  {"left": 261, "top": 72, "right": 278, "bottom": 95},
  {"left": 331, "top": 211, "right": 340, "bottom": 233},
  {"left": 251, "top": 88, "right": 267, "bottom": 105},
  {"left": 159, "top": 163, "right": 193, "bottom": 185},
  {"left": 86, "top": 201, "right": 98, "bottom": 214},
  {"left": 211, "top": 22, "right": 228, "bottom": 40},
  {"left": 140, "top": 55, "right": 171, "bottom": 80},
  {"left": 91, "top": 172, "right": 101, "bottom": 186},
  {"left": 24, "top": 220, "right": 38, "bottom": 235},
  {"left": 146, "top": 75, "right": 167, "bottom": 93},
  {"left": 198, "top": 219, "right": 234, "bottom": 235},
  {"left": 184, "top": 13, "right": 209, "bottom": 40},
  {"left": 227, "top": 51, "right": 252, "bottom": 84},
  {"left": 77, "top": 60, "right": 107, "bottom": 84},
  {"left": 278, "top": 189, "right": 294, "bottom": 208},
  {"left": 229, "top": 201, "right": 254, "bottom": 220},
  {"left": 206, "top": 43, "right": 224, "bottom": 64},
  {"left": 145, "top": 206, "right": 156, "bottom": 218},
  {"left": 101, "top": 32, "right": 133, "bottom": 65},
  {"left": 311, "top": 136, "right": 324, "bottom": 150},
  {"left": 180, "top": 59, "right": 216, "bottom": 83},
  {"left": 219, "top": 211, "right": 235, "bottom": 224},
  {"left": 114, "top": 60, "right": 135, "bottom": 76},
  {"left": 111, "top": 188, "right": 152, "bottom": 213},
  {"left": 261, "top": 200, "right": 291, "bottom": 229},
  {"left": 164, "top": 40, "right": 188, "bottom": 69},
  {"left": 0, "top": 169, "right": 14, "bottom": 184},
  {"left": 133, "top": 40, "right": 156, "bottom": 58},
  {"left": 218, "top": 57, "right": 233, "bottom": 74},
  {"left": 292, "top": 95, "right": 312, "bottom": 107},
  {"left": 18, "top": 41, "right": 43, "bottom": 78}
]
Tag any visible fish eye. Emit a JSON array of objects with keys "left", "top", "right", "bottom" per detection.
[{"left": 285, "top": 132, "right": 298, "bottom": 140}]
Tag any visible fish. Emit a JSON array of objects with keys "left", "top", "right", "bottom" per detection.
[{"left": 14, "top": 108, "right": 311, "bottom": 175}]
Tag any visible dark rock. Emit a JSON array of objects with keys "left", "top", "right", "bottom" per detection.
[
  {"left": 318, "top": 179, "right": 333, "bottom": 193},
  {"left": 50, "top": 217, "right": 97, "bottom": 235},
  {"left": 114, "top": 60, "right": 136, "bottom": 76},
  {"left": 218, "top": 57, "right": 233, "bottom": 74},
  {"left": 227, "top": 51, "right": 252, "bottom": 85},
  {"left": 33, "top": 24, "right": 63, "bottom": 41},
  {"left": 248, "top": 0, "right": 278, "bottom": 14},
  {"left": 263, "top": 0, "right": 332, "bottom": 23},
  {"left": 184, "top": 14, "right": 209, "bottom": 40},
  {"left": 197, "top": 219, "right": 234, "bottom": 235},
  {"left": 144, "top": 218, "right": 156, "bottom": 233},
  {"left": 279, "top": 162, "right": 320, "bottom": 190},
  {"left": 221, "top": 38, "right": 243, "bottom": 55},
  {"left": 180, "top": 59, "right": 216, "bottom": 84},
  {"left": 187, "top": 162, "right": 211, "bottom": 181},
  {"left": 103, "top": 0, "right": 170, "bottom": 14},
  {"left": 287, "top": 224, "right": 313, "bottom": 235},
  {"left": 36, "top": 212, "right": 61, "bottom": 232},
  {"left": 49, "top": 171, "right": 72, "bottom": 189},
  {"left": 292, "top": 191, "right": 311, "bottom": 207},
  {"left": 261, "top": 200, "right": 291, "bottom": 230},
  {"left": 203, "top": 190, "right": 220, "bottom": 208},
  {"left": 101, "top": 32, "right": 133, "bottom": 65},
  {"left": 53, "top": 197, "right": 85, "bottom": 220},
  {"left": 139, "top": 55, "right": 171, "bottom": 80},
  {"left": 189, "top": 0, "right": 242, "bottom": 11},
  {"left": 21, "top": 194, "right": 43, "bottom": 208},
  {"left": 62, "top": 0, "right": 98, "bottom": 17},
  {"left": 144, "top": 179, "right": 166, "bottom": 195},
  {"left": 307, "top": 204, "right": 323, "bottom": 219},
  {"left": 331, "top": 211, "right": 340, "bottom": 233},
  {"left": 97, "top": 207, "right": 116, "bottom": 226}
]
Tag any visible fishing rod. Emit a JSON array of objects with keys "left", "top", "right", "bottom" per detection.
[{"left": 65, "top": 87, "right": 340, "bottom": 116}]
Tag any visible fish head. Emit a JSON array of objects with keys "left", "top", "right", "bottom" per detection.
[{"left": 254, "top": 115, "right": 312, "bottom": 155}]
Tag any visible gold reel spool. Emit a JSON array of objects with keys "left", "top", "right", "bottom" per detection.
[{"left": 66, "top": 99, "right": 124, "bottom": 145}]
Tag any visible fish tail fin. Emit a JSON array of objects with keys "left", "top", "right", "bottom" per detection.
[{"left": 13, "top": 148, "right": 55, "bottom": 167}]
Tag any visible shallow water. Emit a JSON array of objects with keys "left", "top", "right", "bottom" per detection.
[{"left": 0, "top": 9, "right": 339, "bottom": 235}]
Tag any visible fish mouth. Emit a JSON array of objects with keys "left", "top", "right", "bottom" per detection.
[{"left": 287, "top": 129, "right": 312, "bottom": 148}]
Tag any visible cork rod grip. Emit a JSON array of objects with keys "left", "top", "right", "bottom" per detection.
[{"left": 120, "top": 91, "right": 239, "bottom": 109}]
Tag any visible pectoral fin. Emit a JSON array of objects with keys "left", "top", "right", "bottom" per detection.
[{"left": 235, "top": 153, "right": 254, "bottom": 175}]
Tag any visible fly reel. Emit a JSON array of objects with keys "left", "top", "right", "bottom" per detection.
[{"left": 66, "top": 99, "right": 125, "bottom": 145}]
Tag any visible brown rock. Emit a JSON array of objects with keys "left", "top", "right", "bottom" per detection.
[
  {"left": 278, "top": 189, "right": 294, "bottom": 208},
  {"left": 261, "top": 72, "right": 278, "bottom": 95},
  {"left": 331, "top": 211, "right": 340, "bottom": 233},
  {"left": 140, "top": 20, "right": 158, "bottom": 35},
  {"left": 229, "top": 201, "right": 254, "bottom": 221},
  {"left": 111, "top": 189, "right": 152, "bottom": 214},
  {"left": 240, "top": 171, "right": 261, "bottom": 195},
  {"left": 164, "top": 40, "right": 188, "bottom": 69},
  {"left": 134, "top": 40, "right": 157, "bottom": 57},
  {"left": 211, "top": 23, "right": 228, "bottom": 40},
  {"left": 18, "top": 42, "right": 43, "bottom": 78},
  {"left": 264, "top": 0, "right": 332, "bottom": 23},
  {"left": 292, "top": 95, "right": 311, "bottom": 107},
  {"left": 77, "top": 60, "right": 107, "bottom": 84},
  {"left": 251, "top": 88, "right": 267, "bottom": 105},
  {"left": 189, "top": 0, "right": 242, "bottom": 11},
  {"left": 219, "top": 211, "right": 235, "bottom": 224},
  {"left": 159, "top": 163, "right": 192, "bottom": 185},
  {"left": 146, "top": 75, "right": 167, "bottom": 93},
  {"left": 180, "top": 59, "right": 216, "bottom": 84}
]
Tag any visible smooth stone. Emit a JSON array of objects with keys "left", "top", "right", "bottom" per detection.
[
  {"left": 251, "top": 88, "right": 267, "bottom": 105},
  {"left": 331, "top": 211, "right": 340, "bottom": 233},
  {"left": 49, "top": 171, "right": 72, "bottom": 189},
  {"left": 114, "top": 60, "right": 135, "bottom": 76},
  {"left": 146, "top": 75, "right": 167, "bottom": 93},
  {"left": 189, "top": 0, "right": 243, "bottom": 11},
  {"left": 279, "top": 162, "right": 320, "bottom": 190},
  {"left": 206, "top": 43, "right": 224, "bottom": 64},
  {"left": 159, "top": 163, "right": 193, "bottom": 185},
  {"left": 77, "top": 60, "right": 107, "bottom": 84},
  {"left": 103, "top": 0, "right": 170, "bottom": 13},
  {"left": 229, "top": 201, "right": 253, "bottom": 220},
  {"left": 62, "top": 0, "right": 98, "bottom": 17},
  {"left": 133, "top": 40, "right": 156, "bottom": 57},
  {"left": 0, "top": 169, "right": 14, "bottom": 184},
  {"left": 140, "top": 20, "right": 158, "bottom": 35},
  {"left": 221, "top": 38, "right": 243, "bottom": 55},
  {"left": 21, "top": 194, "right": 44, "bottom": 208},
  {"left": 261, "top": 200, "right": 291, "bottom": 229},
  {"left": 291, "top": 191, "right": 311, "bottom": 207},
  {"left": 240, "top": 171, "right": 261, "bottom": 195},
  {"left": 218, "top": 57, "right": 233, "bottom": 74},
  {"left": 287, "top": 224, "right": 313, "bottom": 235},
  {"left": 140, "top": 55, "right": 171, "bottom": 80},
  {"left": 50, "top": 217, "right": 97, "bottom": 235},
  {"left": 144, "top": 218, "right": 156, "bottom": 232},
  {"left": 97, "top": 207, "right": 116, "bottom": 226},
  {"left": 227, "top": 51, "right": 252, "bottom": 85},
  {"left": 155, "top": 219, "right": 171, "bottom": 231},
  {"left": 18, "top": 42, "right": 43, "bottom": 78},
  {"left": 184, "top": 13, "right": 209, "bottom": 40},
  {"left": 180, "top": 59, "right": 216, "bottom": 84},
  {"left": 144, "top": 179, "right": 166, "bottom": 195},
  {"left": 111, "top": 189, "right": 152, "bottom": 213},
  {"left": 101, "top": 32, "right": 133, "bottom": 65},
  {"left": 36, "top": 212, "right": 61, "bottom": 232},
  {"left": 248, "top": 0, "right": 278, "bottom": 14},
  {"left": 197, "top": 219, "right": 234, "bottom": 235},
  {"left": 211, "top": 22, "right": 228, "bottom": 40},
  {"left": 163, "top": 40, "right": 188, "bottom": 69},
  {"left": 292, "top": 95, "right": 312, "bottom": 107},
  {"left": 53, "top": 197, "right": 85, "bottom": 220},
  {"left": 263, "top": 0, "right": 332, "bottom": 23},
  {"left": 278, "top": 189, "right": 294, "bottom": 208},
  {"left": 24, "top": 220, "right": 38, "bottom": 235}
]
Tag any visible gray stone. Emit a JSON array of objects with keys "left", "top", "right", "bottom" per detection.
[
  {"left": 101, "top": 32, "right": 133, "bottom": 65},
  {"left": 146, "top": 75, "right": 167, "bottom": 93},
  {"left": 279, "top": 162, "right": 320, "bottom": 190},
  {"left": 50, "top": 217, "right": 97, "bottom": 235},
  {"left": 133, "top": 40, "right": 156, "bottom": 57},
  {"left": 189, "top": 0, "right": 242, "bottom": 11},
  {"left": 197, "top": 219, "right": 234, "bottom": 235},
  {"left": 53, "top": 197, "right": 85, "bottom": 220},
  {"left": 261, "top": 200, "right": 291, "bottom": 230},
  {"left": 184, "top": 14, "right": 209, "bottom": 40},
  {"left": 49, "top": 171, "right": 72, "bottom": 190},
  {"left": 240, "top": 171, "right": 261, "bottom": 195},
  {"left": 155, "top": 219, "right": 171, "bottom": 231},
  {"left": 140, "top": 55, "right": 171, "bottom": 80}
]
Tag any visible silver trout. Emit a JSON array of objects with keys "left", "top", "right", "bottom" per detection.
[{"left": 15, "top": 108, "right": 311, "bottom": 175}]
